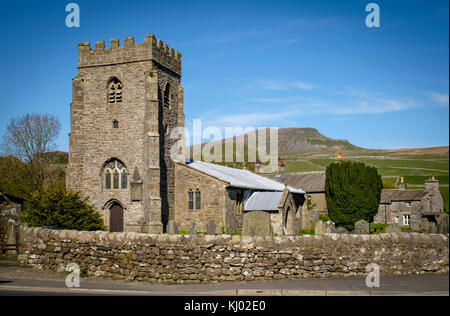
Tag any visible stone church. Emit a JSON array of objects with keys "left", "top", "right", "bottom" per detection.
[{"left": 67, "top": 35, "right": 305, "bottom": 234}]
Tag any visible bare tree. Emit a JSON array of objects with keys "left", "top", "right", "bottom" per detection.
[
  {"left": 1, "top": 114, "right": 62, "bottom": 194},
  {"left": 1, "top": 114, "right": 61, "bottom": 164}
]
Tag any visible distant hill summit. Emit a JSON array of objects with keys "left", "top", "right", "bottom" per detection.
[
  {"left": 188, "top": 127, "right": 361, "bottom": 159},
  {"left": 277, "top": 128, "right": 361, "bottom": 154}
]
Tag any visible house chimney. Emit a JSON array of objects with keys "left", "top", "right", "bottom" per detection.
[
  {"left": 336, "top": 153, "right": 343, "bottom": 163},
  {"left": 424, "top": 174, "right": 439, "bottom": 193},
  {"left": 399, "top": 176, "right": 407, "bottom": 190}
]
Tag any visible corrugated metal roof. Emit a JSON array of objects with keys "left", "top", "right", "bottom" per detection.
[
  {"left": 244, "top": 191, "right": 284, "bottom": 211},
  {"left": 185, "top": 161, "right": 305, "bottom": 194}
]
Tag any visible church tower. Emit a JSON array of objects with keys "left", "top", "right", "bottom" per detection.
[{"left": 67, "top": 35, "right": 185, "bottom": 233}]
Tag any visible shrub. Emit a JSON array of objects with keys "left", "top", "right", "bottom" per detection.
[
  {"left": 319, "top": 213, "right": 330, "bottom": 222},
  {"left": 325, "top": 161, "right": 382, "bottom": 230},
  {"left": 22, "top": 188, "right": 105, "bottom": 231},
  {"left": 370, "top": 223, "right": 388, "bottom": 234}
]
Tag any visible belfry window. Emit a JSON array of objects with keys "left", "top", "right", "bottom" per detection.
[
  {"left": 113, "top": 120, "right": 119, "bottom": 129},
  {"left": 164, "top": 83, "right": 171, "bottom": 108},
  {"left": 109, "top": 78, "right": 123, "bottom": 104},
  {"left": 104, "top": 159, "right": 127, "bottom": 190}
]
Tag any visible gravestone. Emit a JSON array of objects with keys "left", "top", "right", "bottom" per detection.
[
  {"left": 227, "top": 211, "right": 237, "bottom": 235},
  {"left": 167, "top": 220, "right": 178, "bottom": 235},
  {"left": 385, "top": 223, "right": 401, "bottom": 233},
  {"left": 429, "top": 222, "right": 438, "bottom": 234},
  {"left": 189, "top": 222, "right": 197, "bottom": 236},
  {"left": 354, "top": 219, "right": 370, "bottom": 235},
  {"left": 437, "top": 214, "right": 449, "bottom": 235},
  {"left": 421, "top": 218, "right": 430, "bottom": 232},
  {"left": 6, "top": 222, "right": 17, "bottom": 255},
  {"left": 206, "top": 221, "right": 217, "bottom": 235},
  {"left": 335, "top": 227, "right": 349, "bottom": 234},
  {"left": 410, "top": 221, "right": 421, "bottom": 232},
  {"left": 315, "top": 220, "right": 336, "bottom": 235},
  {"left": 242, "top": 211, "right": 272, "bottom": 236}
]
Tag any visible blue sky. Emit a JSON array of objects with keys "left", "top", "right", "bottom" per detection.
[{"left": 0, "top": 0, "right": 448, "bottom": 150}]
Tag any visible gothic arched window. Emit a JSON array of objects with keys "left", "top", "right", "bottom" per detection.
[
  {"left": 108, "top": 78, "right": 123, "bottom": 104},
  {"left": 104, "top": 159, "right": 127, "bottom": 190},
  {"left": 188, "top": 190, "right": 194, "bottom": 210},
  {"left": 195, "top": 190, "right": 201, "bottom": 210}
]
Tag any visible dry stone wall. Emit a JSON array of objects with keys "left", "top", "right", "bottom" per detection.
[{"left": 18, "top": 227, "right": 449, "bottom": 284}]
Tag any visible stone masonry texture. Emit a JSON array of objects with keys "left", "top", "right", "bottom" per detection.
[
  {"left": 67, "top": 35, "right": 184, "bottom": 233},
  {"left": 18, "top": 227, "right": 449, "bottom": 284}
]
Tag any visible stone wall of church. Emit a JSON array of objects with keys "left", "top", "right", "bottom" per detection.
[
  {"left": 174, "top": 164, "right": 228, "bottom": 233},
  {"left": 67, "top": 35, "right": 183, "bottom": 233}
]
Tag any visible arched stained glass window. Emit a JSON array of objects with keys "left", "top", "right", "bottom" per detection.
[{"left": 103, "top": 159, "right": 127, "bottom": 190}]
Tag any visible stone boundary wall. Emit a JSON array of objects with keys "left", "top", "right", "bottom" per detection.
[{"left": 18, "top": 227, "right": 449, "bottom": 284}]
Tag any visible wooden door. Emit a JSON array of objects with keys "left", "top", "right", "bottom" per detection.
[{"left": 110, "top": 204, "right": 124, "bottom": 232}]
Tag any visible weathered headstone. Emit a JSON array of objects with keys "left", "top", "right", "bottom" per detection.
[
  {"left": 410, "top": 221, "right": 421, "bottom": 232},
  {"left": 6, "top": 222, "right": 17, "bottom": 255},
  {"left": 242, "top": 211, "right": 272, "bottom": 236},
  {"left": 437, "top": 214, "right": 449, "bottom": 235},
  {"left": 167, "top": 220, "right": 178, "bottom": 235},
  {"left": 335, "top": 226, "right": 349, "bottom": 234},
  {"left": 429, "top": 222, "right": 438, "bottom": 234},
  {"left": 227, "top": 211, "right": 237, "bottom": 235},
  {"left": 354, "top": 219, "right": 370, "bottom": 235},
  {"left": 314, "top": 220, "right": 336, "bottom": 235},
  {"left": 189, "top": 222, "right": 197, "bottom": 236},
  {"left": 385, "top": 223, "right": 401, "bottom": 233},
  {"left": 421, "top": 218, "right": 430, "bottom": 232},
  {"left": 206, "top": 221, "right": 217, "bottom": 235}
]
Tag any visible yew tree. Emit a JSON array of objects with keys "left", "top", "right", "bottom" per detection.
[{"left": 325, "top": 161, "right": 382, "bottom": 230}]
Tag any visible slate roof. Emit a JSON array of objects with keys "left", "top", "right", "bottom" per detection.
[
  {"left": 185, "top": 161, "right": 305, "bottom": 194},
  {"left": 380, "top": 189, "right": 430, "bottom": 204},
  {"left": 244, "top": 191, "right": 284, "bottom": 211},
  {"left": 265, "top": 172, "right": 326, "bottom": 193}
]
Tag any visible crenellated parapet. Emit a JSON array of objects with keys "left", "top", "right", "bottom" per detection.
[{"left": 78, "top": 34, "right": 182, "bottom": 75}]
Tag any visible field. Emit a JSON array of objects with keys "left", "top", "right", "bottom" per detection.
[{"left": 284, "top": 148, "right": 449, "bottom": 214}]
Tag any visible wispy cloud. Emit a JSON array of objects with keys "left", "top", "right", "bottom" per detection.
[
  {"left": 428, "top": 92, "right": 449, "bottom": 106},
  {"left": 254, "top": 79, "right": 315, "bottom": 91},
  {"left": 203, "top": 108, "right": 300, "bottom": 127}
]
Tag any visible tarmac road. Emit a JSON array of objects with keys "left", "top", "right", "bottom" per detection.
[{"left": 0, "top": 267, "right": 448, "bottom": 296}]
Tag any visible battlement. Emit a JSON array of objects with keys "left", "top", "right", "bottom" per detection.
[{"left": 78, "top": 34, "right": 182, "bottom": 75}]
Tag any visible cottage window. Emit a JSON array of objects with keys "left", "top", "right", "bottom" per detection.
[
  {"left": 108, "top": 78, "right": 123, "bottom": 104},
  {"left": 402, "top": 214, "right": 410, "bottom": 226},
  {"left": 104, "top": 159, "right": 127, "bottom": 190},
  {"left": 188, "top": 190, "right": 194, "bottom": 210},
  {"left": 195, "top": 190, "right": 201, "bottom": 210}
]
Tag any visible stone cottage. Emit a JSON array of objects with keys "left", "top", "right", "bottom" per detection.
[
  {"left": 374, "top": 176, "right": 444, "bottom": 228},
  {"left": 66, "top": 34, "right": 306, "bottom": 234}
]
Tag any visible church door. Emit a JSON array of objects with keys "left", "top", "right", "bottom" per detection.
[{"left": 110, "top": 204, "right": 124, "bottom": 232}]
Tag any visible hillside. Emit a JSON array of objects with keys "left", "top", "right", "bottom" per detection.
[{"left": 188, "top": 127, "right": 361, "bottom": 160}]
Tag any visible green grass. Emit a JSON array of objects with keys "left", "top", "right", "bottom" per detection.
[
  {"left": 404, "top": 175, "right": 449, "bottom": 185},
  {"left": 382, "top": 177, "right": 398, "bottom": 189},
  {"left": 285, "top": 160, "right": 324, "bottom": 172},
  {"left": 298, "top": 229, "right": 315, "bottom": 235}
]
